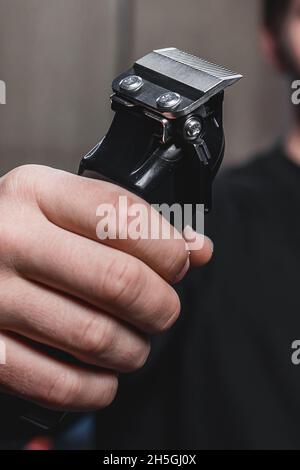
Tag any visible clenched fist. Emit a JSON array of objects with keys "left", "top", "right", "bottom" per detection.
[{"left": 0, "top": 165, "right": 213, "bottom": 412}]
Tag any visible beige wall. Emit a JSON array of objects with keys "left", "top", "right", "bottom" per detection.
[{"left": 0, "top": 0, "right": 288, "bottom": 176}]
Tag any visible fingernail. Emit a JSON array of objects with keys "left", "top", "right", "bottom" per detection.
[
  {"left": 172, "top": 256, "right": 190, "bottom": 284},
  {"left": 183, "top": 225, "right": 205, "bottom": 250}
]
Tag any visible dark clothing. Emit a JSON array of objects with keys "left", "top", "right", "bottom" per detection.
[
  {"left": 96, "top": 145, "right": 300, "bottom": 450},
  {"left": 1, "top": 144, "right": 300, "bottom": 450}
]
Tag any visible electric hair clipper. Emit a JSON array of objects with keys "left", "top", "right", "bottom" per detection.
[
  {"left": 79, "top": 47, "right": 242, "bottom": 213},
  {"left": 9, "top": 48, "right": 241, "bottom": 431}
]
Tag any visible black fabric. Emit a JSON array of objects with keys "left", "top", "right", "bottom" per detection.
[
  {"left": 96, "top": 144, "right": 300, "bottom": 450},
  {"left": 1, "top": 143, "right": 300, "bottom": 449}
]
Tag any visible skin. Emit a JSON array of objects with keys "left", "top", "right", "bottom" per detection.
[
  {"left": 261, "top": 0, "right": 300, "bottom": 164},
  {"left": 0, "top": 165, "right": 213, "bottom": 411}
]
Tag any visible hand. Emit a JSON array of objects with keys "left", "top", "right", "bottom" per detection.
[{"left": 0, "top": 165, "right": 213, "bottom": 411}]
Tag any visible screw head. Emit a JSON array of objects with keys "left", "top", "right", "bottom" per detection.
[
  {"left": 184, "top": 117, "right": 202, "bottom": 140},
  {"left": 119, "top": 75, "right": 144, "bottom": 92},
  {"left": 156, "top": 92, "right": 182, "bottom": 110}
]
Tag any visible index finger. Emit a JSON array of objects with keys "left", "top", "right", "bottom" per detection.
[{"left": 34, "top": 167, "right": 196, "bottom": 283}]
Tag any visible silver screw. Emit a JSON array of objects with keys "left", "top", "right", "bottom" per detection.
[
  {"left": 184, "top": 117, "right": 202, "bottom": 140},
  {"left": 156, "top": 92, "right": 182, "bottom": 110},
  {"left": 119, "top": 75, "right": 144, "bottom": 92}
]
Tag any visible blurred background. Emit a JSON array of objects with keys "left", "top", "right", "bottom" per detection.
[{"left": 0, "top": 0, "right": 290, "bottom": 176}]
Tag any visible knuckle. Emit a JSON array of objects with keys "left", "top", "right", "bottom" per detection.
[
  {"left": 0, "top": 165, "right": 46, "bottom": 264},
  {"left": 77, "top": 315, "right": 115, "bottom": 359},
  {"left": 0, "top": 165, "right": 41, "bottom": 198},
  {"left": 0, "top": 216, "right": 27, "bottom": 269},
  {"left": 45, "top": 369, "right": 80, "bottom": 410},
  {"left": 102, "top": 256, "right": 143, "bottom": 307}
]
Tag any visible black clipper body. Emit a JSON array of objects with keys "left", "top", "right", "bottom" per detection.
[{"left": 79, "top": 47, "right": 242, "bottom": 212}]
